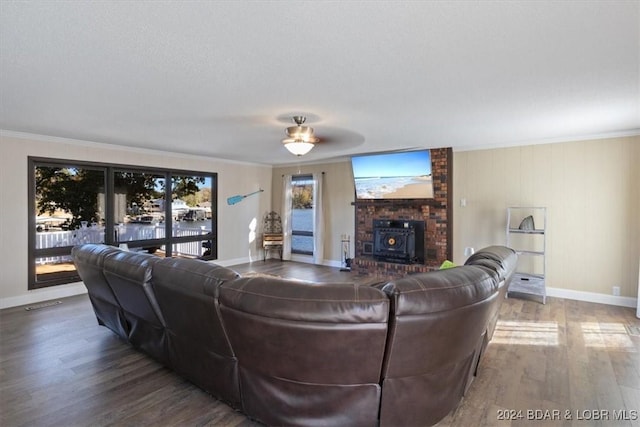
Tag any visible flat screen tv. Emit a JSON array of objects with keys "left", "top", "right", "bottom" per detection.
[{"left": 351, "top": 150, "right": 434, "bottom": 200}]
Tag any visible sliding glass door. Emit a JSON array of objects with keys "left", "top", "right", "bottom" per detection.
[{"left": 29, "top": 158, "right": 217, "bottom": 289}]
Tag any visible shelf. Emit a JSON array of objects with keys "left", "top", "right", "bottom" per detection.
[
  {"left": 507, "top": 273, "right": 546, "bottom": 304},
  {"left": 515, "top": 250, "right": 544, "bottom": 256},
  {"left": 508, "top": 228, "right": 545, "bottom": 235},
  {"left": 506, "top": 207, "right": 547, "bottom": 305}
]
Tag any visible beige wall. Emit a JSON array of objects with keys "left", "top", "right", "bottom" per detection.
[
  {"left": 0, "top": 132, "right": 272, "bottom": 308},
  {"left": 453, "top": 136, "right": 640, "bottom": 303},
  {"left": 272, "top": 161, "right": 356, "bottom": 265}
]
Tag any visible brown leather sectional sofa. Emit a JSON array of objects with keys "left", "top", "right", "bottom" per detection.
[{"left": 72, "top": 244, "right": 516, "bottom": 427}]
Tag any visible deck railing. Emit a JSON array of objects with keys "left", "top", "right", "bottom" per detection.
[{"left": 36, "top": 224, "right": 211, "bottom": 264}]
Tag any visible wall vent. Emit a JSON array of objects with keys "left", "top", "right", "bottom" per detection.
[{"left": 25, "top": 300, "right": 62, "bottom": 311}]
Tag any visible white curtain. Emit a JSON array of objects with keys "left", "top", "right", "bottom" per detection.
[
  {"left": 312, "top": 172, "right": 324, "bottom": 265},
  {"left": 281, "top": 174, "right": 293, "bottom": 261}
]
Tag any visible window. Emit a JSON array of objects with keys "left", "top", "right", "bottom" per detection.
[
  {"left": 29, "top": 158, "right": 217, "bottom": 289},
  {"left": 290, "top": 175, "right": 314, "bottom": 255}
]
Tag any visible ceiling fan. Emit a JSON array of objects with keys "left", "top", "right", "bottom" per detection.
[{"left": 282, "top": 116, "right": 320, "bottom": 156}]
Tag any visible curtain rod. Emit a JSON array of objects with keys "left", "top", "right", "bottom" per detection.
[{"left": 282, "top": 171, "right": 325, "bottom": 177}]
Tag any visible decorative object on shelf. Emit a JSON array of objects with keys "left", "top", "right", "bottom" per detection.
[
  {"left": 518, "top": 215, "right": 535, "bottom": 230},
  {"left": 262, "top": 211, "right": 283, "bottom": 261},
  {"left": 227, "top": 189, "right": 264, "bottom": 205},
  {"left": 282, "top": 116, "right": 319, "bottom": 156},
  {"left": 506, "top": 207, "right": 547, "bottom": 304}
]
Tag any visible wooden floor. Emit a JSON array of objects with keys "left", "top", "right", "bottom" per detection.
[{"left": 2, "top": 260, "right": 639, "bottom": 427}]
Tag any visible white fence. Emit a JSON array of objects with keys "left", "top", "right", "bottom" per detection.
[{"left": 36, "top": 224, "right": 211, "bottom": 264}]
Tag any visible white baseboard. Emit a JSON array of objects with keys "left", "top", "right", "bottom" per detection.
[
  {"left": 323, "top": 259, "right": 344, "bottom": 268},
  {"left": 0, "top": 283, "right": 87, "bottom": 310},
  {"left": 547, "top": 286, "right": 638, "bottom": 309},
  {"left": 289, "top": 254, "right": 343, "bottom": 268},
  {"left": 215, "top": 256, "right": 252, "bottom": 267}
]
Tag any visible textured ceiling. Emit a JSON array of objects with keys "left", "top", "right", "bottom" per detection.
[{"left": 1, "top": 1, "right": 638, "bottom": 165}]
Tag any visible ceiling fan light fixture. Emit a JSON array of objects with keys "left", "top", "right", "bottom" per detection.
[
  {"left": 282, "top": 139, "right": 315, "bottom": 156},
  {"left": 282, "top": 115, "right": 318, "bottom": 156}
]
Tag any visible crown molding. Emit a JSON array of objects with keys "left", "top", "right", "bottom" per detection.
[
  {"left": 0, "top": 129, "right": 273, "bottom": 169},
  {"left": 453, "top": 129, "right": 640, "bottom": 152}
]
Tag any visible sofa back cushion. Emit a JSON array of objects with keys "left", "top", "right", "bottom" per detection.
[
  {"left": 72, "top": 244, "right": 128, "bottom": 339},
  {"left": 219, "top": 276, "right": 389, "bottom": 427},
  {"left": 102, "top": 250, "right": 167, "bottom": 365},
  {"left": 151, "top": 257, "right": 241, "bottom": 407},
  {"left": 465, "top": 245, "right": 518, "bottom": 341},
  {"left": 379, "top": 265, "right": 498, "bottom": 427},
  {"left": 464, "top": 245, "right": 517, "bottom": 282}
]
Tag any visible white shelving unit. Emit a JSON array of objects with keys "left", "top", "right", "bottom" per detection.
[{"left": 506, "top": 207, "right": 547, "bottom": 304}]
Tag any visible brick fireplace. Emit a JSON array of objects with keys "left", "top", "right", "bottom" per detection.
[{"left": 352, "top": 147, "right": 452, "bottom": 279}]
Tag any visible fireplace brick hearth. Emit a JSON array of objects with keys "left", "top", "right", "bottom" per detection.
[{"left": 353, "top": 147, "right": 452, "bottom": 279}]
